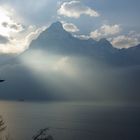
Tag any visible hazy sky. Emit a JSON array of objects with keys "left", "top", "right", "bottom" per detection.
[{"left": 0, "top": 0, "right": 140, "bottom": 54}]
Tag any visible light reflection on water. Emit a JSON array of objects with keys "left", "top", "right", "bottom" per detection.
[{"left": 0, "top": 101, "right": 140, "bottom": 140}]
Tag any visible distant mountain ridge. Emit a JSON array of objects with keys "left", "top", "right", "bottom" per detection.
[
  {"left": 1, "top": 22, "right": 140, "bottom": 101},
  {"left": 28, "top": 21, "right": 140, "bottom": 66},
  {"left": 30, "top": 22, "right": 115, "bottom": 52}
]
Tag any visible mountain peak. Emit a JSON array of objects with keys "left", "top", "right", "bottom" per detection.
[
  {"left": 49, "top": 21, "right": 63, "bottom": 29},
  {"left": 99, "top": 38, "right": 109, "bottom": 43},
  {"left": 98, "top": 38, "right": 113, "bottom": 47},
  {"left": 47, "top": 21, "right": 64, "bottom": 33},
  {"left": 41, "top": 21, "right": 72, "bottom": 40}
]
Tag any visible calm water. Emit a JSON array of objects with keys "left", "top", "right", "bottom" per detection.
[{"left": 0, "top": 101, "right": 140, "bottom": 140}]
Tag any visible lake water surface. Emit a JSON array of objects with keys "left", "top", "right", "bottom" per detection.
[{"left": 0, "top": 101, "right": 140, "bottom": 140}]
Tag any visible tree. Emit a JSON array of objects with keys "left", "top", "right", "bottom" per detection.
[
  {"left": 32, "top": 128, "right": 54, "bottom": 140},
  {"left": 0, "top": 116, "right": 6, "bottom": 133},
  {"left": 0, "top": 116, "right": 10, "bottom": 140}
]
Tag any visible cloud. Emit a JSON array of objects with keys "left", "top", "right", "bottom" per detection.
[
  {"left": 0, "top": 26, "right": 45, "bottom": 54},
  {"left": 128, "top": 31, "right": 140, "bottom": 39},
  {"left": 0, "top": 6, "right": 24, "bottom": 36},
  {"left": 62, "top": 22, "right": 79, "bottom": 32},
  {"left": 90, "top": 25, "right": 140, "bottom": 48},
  {"left": 0, "top": 0, "right": 57, "bottom": 25},
  {"left": 57, "top": 1, "right": 99, "bottom": 18},
  {"left": 0, "top": 6, "right": 45, "bottom": 54},
  {"left": 74, "top": 34, "right": 90, "bottom": 40},
  {"left": 0, "top": 5, "right": 25, "bottom": 42},
  {"left": 1, "top": 22, "right": 24, "bottom": 34},
  {"left": 0, "top": 35, "right": 9, "bottom": 44},
  {"left": 90, "top": 24, "right": 121, "bottom": 40},
  {"left": 111, "top": 35, "right": 139, "bottom": 49}
]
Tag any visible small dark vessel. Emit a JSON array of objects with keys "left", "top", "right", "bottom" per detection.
[{"left": 0, "top": 80, "right": 5, "bottom": 82}]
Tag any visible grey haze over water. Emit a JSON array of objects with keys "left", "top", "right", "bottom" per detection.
[{"left": 0, "top": 101, "right": 140, "bottom": 140}]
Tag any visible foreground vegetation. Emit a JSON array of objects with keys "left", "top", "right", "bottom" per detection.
[{"left": 0, "top": 116, "right": 54, "bottom": 140}]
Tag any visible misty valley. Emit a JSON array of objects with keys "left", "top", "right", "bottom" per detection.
[{"left": 0, "top": 22, "right": 140, "bottom": 102}]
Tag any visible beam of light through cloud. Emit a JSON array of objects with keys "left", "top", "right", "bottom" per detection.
[
  {"left": 19, "top": 50, "right": 82, "bottom": 99},
  {"left": 19, "top": 50, "right": 104, "bottom": 100},
  {"left": 20, "top": 50, "right": 78, "bottom": 78}
]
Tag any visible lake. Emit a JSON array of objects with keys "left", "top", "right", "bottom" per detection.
[{"left": 0, "top": 101, "right": 140, "bottom": 140}]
